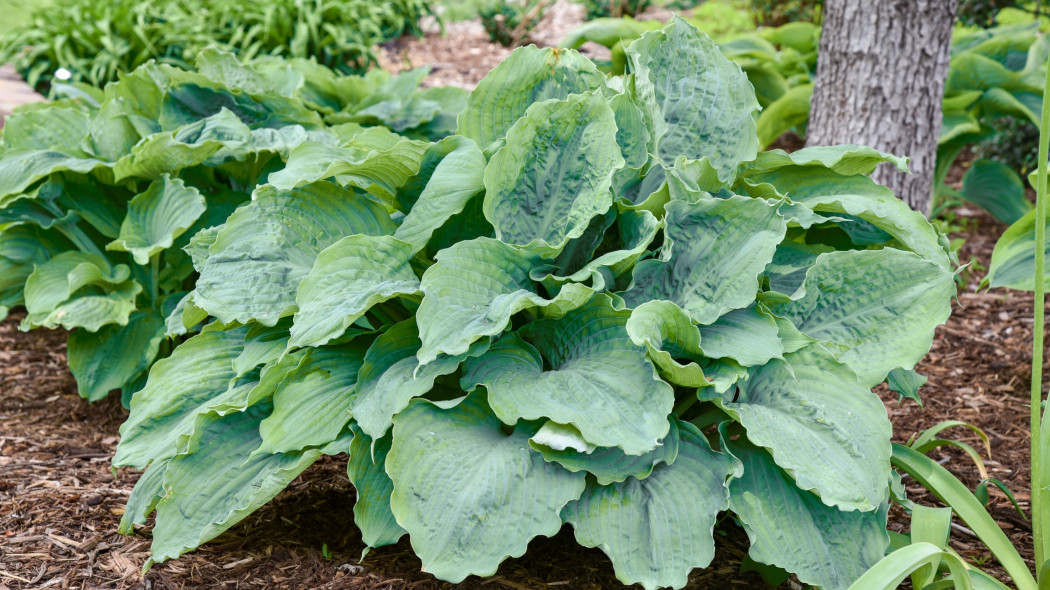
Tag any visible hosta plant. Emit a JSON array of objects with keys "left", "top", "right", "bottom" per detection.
[
  {"left": 116, "top": 19, "right": 957, "bottom": 589},
  {"left": 0, "top": 49, "right": 464, "bottom": 404}
]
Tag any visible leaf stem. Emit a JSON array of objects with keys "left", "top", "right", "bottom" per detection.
[
  {"left": 150, "top": 254, "right": 159, "bottom": 307},
  {"left": 1032, "top": 45, "right": 1050, "bottom": 574},
  {"left": 39, "top": 201, "right": 107, "bottom": 260}
]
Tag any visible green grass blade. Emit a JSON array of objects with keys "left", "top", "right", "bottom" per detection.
[
  {"left": 891, "top": 443, "right": 1038, "bottom": 590},
  {"left": 1034, "top": 26, "right": 1050, "bottom": 573},
  {"left": 846, "top": 542, "right": 973, "bottom": 590}
]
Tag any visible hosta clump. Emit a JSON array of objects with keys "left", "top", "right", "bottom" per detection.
[
  {"left": 0, "top": 49, "right": 463, "bottom": 404},
  {"left": 116, "top": 18, "right": 957, "bottom": 589}
]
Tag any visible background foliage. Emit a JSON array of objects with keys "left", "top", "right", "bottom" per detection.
[{"left": 0, "top": 0, "right": 436, "bottom": 93}]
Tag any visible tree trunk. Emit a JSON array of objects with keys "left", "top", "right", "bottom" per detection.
[{"left": 807, "top": 0, "right": 957, "bottom": 215}]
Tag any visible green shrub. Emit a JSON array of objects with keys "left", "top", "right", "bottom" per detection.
[
  {"left": 975, "top": 116, "right": 1040, "bottom": 177},
  {"left": 479, "top": 0, "right": 551, "bottom": 47},
  {"left": 0, "top": 50, "right": 465, "bottom": 404},
  {"left": 749, "top": 0, "right": 822, "bottom": 26},
  {"left": 0, "top": 0, "right": 436, "bottom": 93},
  {"left": 577, "top": 0, "right": 652, "bottom": 20},
  {"left": 112, "top": 19, "right": 956, "bottom": 589}
]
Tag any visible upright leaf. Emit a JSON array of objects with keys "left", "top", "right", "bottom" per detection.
[
  {"left": 393, "top": 136, "right": 487, "bottom": 252},
  {"left": 627, "top": 17, "right": 760, "bottom": 180},
  {"left": 107, "top": 175, "right": 208, "bottom": 265},
  {"left": 456, "top": 46, "right": 606, "bottom": 149},
  {"left": 483, "top": 91, "right": 623, "bottom": 252},
  {"left": 347, "top": 427, "right": 406, "bottom": 555}
]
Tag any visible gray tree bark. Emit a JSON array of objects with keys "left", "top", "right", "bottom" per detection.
[{"left": 807, "top": 0, "right": 957, "bottom": 215}]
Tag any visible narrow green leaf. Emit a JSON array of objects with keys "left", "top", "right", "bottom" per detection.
[{"left": 347, "top": 426, "right": 406, "bottom": 556}]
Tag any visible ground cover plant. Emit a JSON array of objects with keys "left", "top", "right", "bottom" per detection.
[
  {"left": 0, "top": 49, "right": 464, "bottom": 404},
  {"left": 112, "top": 18, "right": 959, "bottom": 589},
  {"left": 0, "top": 0, "right": 436, "bottom": 93}
]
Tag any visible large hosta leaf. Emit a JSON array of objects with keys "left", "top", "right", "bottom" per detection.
[
  {"left": 20, "top": 252, "right": 142, "bottom": 331},
  {"left": 193, "top": 181, "right": 394, "bottom": 326},
  {"left": 148, "top": 406, "right": 322, "bottom": 563},
  {"left": 393, "top": 136, "right": 486, "bottom": 252},
  {"left": 698, "top": 307, "right": 783, "bottom": 367},
  {"left": 347, "top": 426, "right": 406, "bottom": 555},
  {"left": 563, "top": 421, "right": 738, "bottom": 590},
  {"left": 986, "top": 205, "right": 1050, "bottom": 290},
  {"left": 111, "top": 108, "right": 253, "bottom": 181},
  {"left": 741, "top": 145, "right": 909, "bottom": 178},
  {"left": 959, "top": 158, "right": 1030, "bottom": 224},
  {"left": 627, "top": 17, "right": 759, "bottom": 181},
  {"left": 387, "top": 393, "right": 586, "bottom": 582},
  {"left": 741, "top": 166, "right": 952, "bottom": 269},
  {"left": 415, "top": 237, "right": 593, "bottom": 365},
  {"left": 115, "top": 327, "right": 249, "bottom": 468},
  {"left": 483, "top": 91, "right": 623, "bottom": 251},
  {"left": 352, "top": 318, "right": 489, "bottom": 440},
  {"left": 624, "top": 196, "right": 786, "bottom": 324},
  {"left": 726, "top": 437, "right": 888, "bottom": 590},
  {"left": 723, "top": 346, "right": 892, "bottom": 511},
  {"left": 456, "top": 46, "right": 606, "bottom": 150},
  {"left": 463, "top": 295, "right": 674, "bottom": 455},
  {"left": 288, "top": 235, "right": 420, "bottom": 349},
  {"left": 770, "top": 249, "right": 955, "bottom": 387},
  {"left": 67, "top": 309, "right": 165, "bottom": 401},
  {"left": 266, "top": 136, "right": 428, "bottom": 200},
  {"left": 536, "top": 208, "right": 662, "bottom": 288},
  {"left": 107, "top": 175, "right": 207, "bottom": 265},
  {"left": 257, "top": 342, "right": 369, "bottom": 454}
]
